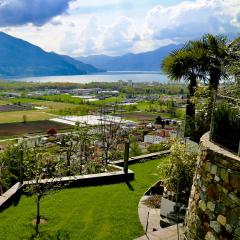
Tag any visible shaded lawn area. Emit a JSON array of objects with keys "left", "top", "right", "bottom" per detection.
[{"left": 0, "top": 158, "right": 169, "bottom": 240}]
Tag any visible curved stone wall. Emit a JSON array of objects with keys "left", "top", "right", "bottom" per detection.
[{"left": 185, "top": 133, "right": 240, "bottom": 240}]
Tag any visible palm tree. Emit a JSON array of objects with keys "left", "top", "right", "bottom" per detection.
[
  {"left": 201, "top": 34, "right": 229, "bottom": 92},
  {"left": 162, "top": 43, "right": 206, "bottom": 137}
]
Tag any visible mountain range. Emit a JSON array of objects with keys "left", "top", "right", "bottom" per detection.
[
  {"left": 77, "top": 44, "right": 184, "bottom": 71},
  {"left": 0, "top": 31, "right": 184, "bottom": 77},
  {"left": 0, "top": 32, "right": 103, "bottom": 77}
]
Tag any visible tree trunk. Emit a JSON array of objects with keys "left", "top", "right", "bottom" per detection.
[
  {"left": 207, "top": 69, "right": 221, "bottom": 128},
  {"left": 36, "top": 195, "right": 41, "bottom": 234},
  {"left": 105, "top": 149, "right": 108, "bottom": 167},
  {"left": 0, "top": 167, "right": 3, "bottom": 196},
  {"left": 185, "top": 76, "right": 197, "bottom": 138}
]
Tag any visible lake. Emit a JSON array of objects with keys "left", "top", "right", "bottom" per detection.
[{"left": 10, "top": 71, "right": 169, "bottom": 84}]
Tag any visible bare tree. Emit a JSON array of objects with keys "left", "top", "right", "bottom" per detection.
[
  {"left": 60, "top": 132, "right": 79, "bottom": 176},
  {"left": 98, "top": 105, "right": 123, "bottom": 166}
]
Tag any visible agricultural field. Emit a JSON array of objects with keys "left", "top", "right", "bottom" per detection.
[
  {"left": 0, "top": 110, "right": 53, "bottom": 123},
  {"left": 121, "top": 112, "right": 159, "bottom": 122},
  {"left": 0, "top": 120, "right": 73, "bottom": 138}
]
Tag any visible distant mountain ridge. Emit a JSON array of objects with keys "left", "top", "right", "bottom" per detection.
[
  {"left": 77, "top": 44, "right": 184, "bottom": 71},
  {"left": 0, "top": 32, "right": 103, "bottom": 77}
]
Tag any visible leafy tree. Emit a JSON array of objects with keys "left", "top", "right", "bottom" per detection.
[
  {"left": 24, "top": 148, "right": 64, "bottom": 235},
  {"left": 159, "top": 140, "right": 197, "bottom": 203},
  {"left": 155, "top": 115, "right": 162, "bottom": 125},
  {"left": 162, "top": 43, "right": 206, "bottom": 137}
]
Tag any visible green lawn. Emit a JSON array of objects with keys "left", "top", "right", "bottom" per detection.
[{"left": 0, "top": 157, "right": 169, "bottom": 240}]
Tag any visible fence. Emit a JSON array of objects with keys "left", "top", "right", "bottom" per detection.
[{"left": 210, "top": 94, "right": 240, "bottom": 155}]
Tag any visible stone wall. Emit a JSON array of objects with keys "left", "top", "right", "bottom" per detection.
[{"left": 185, "top": 133, "right": 240, "bottom": 240}]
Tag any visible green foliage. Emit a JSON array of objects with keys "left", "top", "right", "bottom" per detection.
[
  {"left": 84, "top": 159, "right": 104, "bottom": 174},
  {"left": 130, "top": 142, "right": 142, "bottom": 157},
  {"left": 0, "top": 144, "right": 23, "bottom": 191},
  {"left": 147, "top": 141, "right": 172, "bottom": 153},
  {"left": 212, "top": 101, "right": 240, "bottom": 153},
  {"left": 159, "top": 140, "right": 197, "bottom": 202}
]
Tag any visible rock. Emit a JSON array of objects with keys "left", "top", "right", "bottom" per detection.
[
  {"left": 199, "top": 200, "right": 207, "bottom": 212},
  {"left": 228, "top": 193, "right": 240, "bottom": 205},
  {"left": 234, "top": 227, "right": 240, "bottom": 238},
  {"left": 206, "top": 209, "right": 216, "bottom": 221},
  {"left": 215, "top": 202, "right": 226, "bottom": 215},
  {"left": 205, "top": 231, "right": 219, "bottom": 240},
  {"left": 207, "top": 184, "right": 219, "bottom": 200},
  {"left": 225, "top": 224, "right": 232, "bottom": 233},
  {"left": 217, "top": 215, "right": 227, "bottom": 226},
  {"left": 206, "top": 162, "right": 212, "bottom": 172},
  {"left": 214, "top": 175, "right": 220, "bottom": 182},
  {"left": 220, "top": 168, "right": 229, "bottom": 183},
  {"left": 210, "top": 221, "right": 221, "bottom": 234},
  {"left": 211, "top": 165, "right": 218, "bottom": 175},
  {"left": 227, "top": 207, "right": 240, "bottom": 228},
  {"left": 230, "top": 175, "right": 240, "bottom": 189},
  {"left": 207, "top": 202, "right": 216, "bottom": 212}
]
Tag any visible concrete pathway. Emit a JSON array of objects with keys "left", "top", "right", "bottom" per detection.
[
  {"left": 138, "top": 195, "right": 161, "bottom": 233},
  {"left": 137, "top": 195, "right": 184, "bottom": 240},
  {"left": 135, "top": 224, "right": 184, "bottom": 240}
]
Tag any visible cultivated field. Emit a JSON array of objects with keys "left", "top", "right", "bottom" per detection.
[
  {"left": 0, "top": 120, "right": 73, "bottom": 137},
  {"left": 121, "top": 112, "right": 159, "bottom": 122},
  {"left": 0, "top": 110, "right": 53, "bottom": 123}
]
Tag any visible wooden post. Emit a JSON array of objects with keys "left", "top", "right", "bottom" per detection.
[{"left": 124, "top": 140, "right": 129, "bottom": 174}]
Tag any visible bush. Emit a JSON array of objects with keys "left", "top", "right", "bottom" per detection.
[
  {"left": 212, "top": 102, "right": 240, "bottom": 153},
  {"left": 130, "top": 142, "right": 142, "bottom": 157},
  {"left": 159, "top": 140, "right": 197, "bottom": 203},
  {"left": 147, "top": 141, "right": 172, "bottom": 153}
]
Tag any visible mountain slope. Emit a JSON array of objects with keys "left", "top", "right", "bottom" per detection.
[
  {"left": 0, "top": 32, "right": 103, "bottom": 77},
  {"left": 77, "top": 44, "right": 184, "bottom": 71}
]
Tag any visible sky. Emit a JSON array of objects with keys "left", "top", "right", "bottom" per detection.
[{"left": 0, "top": 0, "right": 239, "bottom": 57}]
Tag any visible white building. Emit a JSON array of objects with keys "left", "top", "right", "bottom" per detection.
[{"left": 144, "top": 134, "right": 166, "bottom": 144}]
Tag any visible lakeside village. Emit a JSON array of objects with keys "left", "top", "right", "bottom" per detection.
[{"left": 0, "top": 34, "right": 239, "bottom": 240}]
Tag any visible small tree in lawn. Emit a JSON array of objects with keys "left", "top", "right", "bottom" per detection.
[{"left": 24, "top": 147, "right": 64, "bottom": 235}]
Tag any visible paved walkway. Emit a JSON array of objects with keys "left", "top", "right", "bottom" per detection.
[
  {"left": 137, "top": 195, "right": 184, "bottom": 240},
  {"left": 135, "top": 224, "right": 184, "bottom": 240},
  {"left": 138, "top": 195, "right": 162, "bottom": 233}
]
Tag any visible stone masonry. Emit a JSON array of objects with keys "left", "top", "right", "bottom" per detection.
[{"left": 185, "top": 133, "right": 240, "bottom": 240}]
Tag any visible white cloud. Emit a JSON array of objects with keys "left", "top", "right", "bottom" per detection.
[
  {"left": 60, "top": 16, "right": 140, "bottom": 56},
  {"left": 2, "top": 0, "right": 240, "bottom": 56},
  {"left": 101, "top": 16, "right": 140, "bottom": 55},
  {"left": 145, "top": 0, "right": 240, "bottom": 42}
]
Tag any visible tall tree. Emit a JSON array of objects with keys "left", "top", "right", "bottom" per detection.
[
  {"left": 201, "top": 34, "right": 229, "bottom": 92},
  {"left": 162, "top": 44, "right": 206, "bottom": 137}
]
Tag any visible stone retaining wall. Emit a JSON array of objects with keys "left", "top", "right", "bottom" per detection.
[{"left": 185, "top": 133, "right": 240, "bottom": 240}]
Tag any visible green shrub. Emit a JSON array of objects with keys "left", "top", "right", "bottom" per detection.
[
  {"left": 212, "top": 102, "right": 240, "bottom": 153},
  {"left": 147, "top": 141, "right": 172, "bottom": 153},
  {"left": 159, "top": 140, "right": 197, "bottom": 203},
  {"left": 130, "top": 142, "right": 142, "bottom": 157}
]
